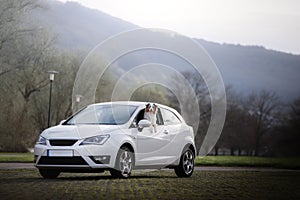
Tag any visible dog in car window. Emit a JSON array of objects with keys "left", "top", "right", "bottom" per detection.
[{"left": 144, "top": 103, "right": 158, "bottom": 133}]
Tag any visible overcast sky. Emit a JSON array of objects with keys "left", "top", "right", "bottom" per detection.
[{"left": 58, "top": 0, "right": 300, "bottom": 54}]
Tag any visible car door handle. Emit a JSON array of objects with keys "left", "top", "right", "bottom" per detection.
[{"left": 163, "top": 130, "right": 169, "bottom": 134}]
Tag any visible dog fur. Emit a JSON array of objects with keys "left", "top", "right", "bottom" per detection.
[{"left": 144, "top": 103, "right": 158, "bottom": 133}]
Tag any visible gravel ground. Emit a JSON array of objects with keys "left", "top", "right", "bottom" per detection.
[{"left": 0, "top": 167, "right": 299, "bottom": 200}]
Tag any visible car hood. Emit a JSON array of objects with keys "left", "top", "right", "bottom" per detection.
[{"left": 41, "top": 124, "right": 125, "bottom": 139}]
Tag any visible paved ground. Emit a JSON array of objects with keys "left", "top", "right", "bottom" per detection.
[
  {"left": 0, "top": 163, "right": 298, "bottom": 172},
  {"left": 0, "top": 163, "right": 35, "bottom": 169},
  {"left": 0, "top": 163, "right": 299, "bottom": 199}
]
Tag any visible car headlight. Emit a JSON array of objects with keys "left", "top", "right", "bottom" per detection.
[
  {"left": 36, "top": 136, "right": 47, "bottom": 145},
  {"left": 80, "top": 135, "right": 110, "bottom": 145}
]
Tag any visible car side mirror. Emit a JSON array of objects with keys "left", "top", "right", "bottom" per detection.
[
  {"left": 137, "top": 119, "right": 151, "bottom": 132},
  {"left": 59, "top": 120, "right": 66, "bottom": 125}
]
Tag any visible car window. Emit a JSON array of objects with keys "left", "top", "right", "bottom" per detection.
[
  {"left": 130, "top": 108, "right": 164, "bottom": 128},
  {"left": 160, "top": 108, "right": 181, "bottom": 125},
  {"left": 65, "top": 105, "right": 137, "bottom": 125},
  {"left": 130, "top": 109, "right": 145, "bottom": 128}
]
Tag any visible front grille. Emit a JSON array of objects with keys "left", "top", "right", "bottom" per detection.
[
  {"left": 49, "top": 140, "right": 78, "bottom": 146},
  {"left": 38, "top": 156, "right": 88, "bottom": 165}
]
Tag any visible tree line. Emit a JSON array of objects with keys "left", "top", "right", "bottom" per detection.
[{"left": 0, "top": 0, "right": 299, "bottom": 156}]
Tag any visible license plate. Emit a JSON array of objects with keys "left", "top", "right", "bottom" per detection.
[{"left": 47, "top": 150, "right": 73, "bottom": 157}]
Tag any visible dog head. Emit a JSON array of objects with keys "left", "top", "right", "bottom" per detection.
[{"left": 145, "top": 103, "right": 157, "bottom": 113}]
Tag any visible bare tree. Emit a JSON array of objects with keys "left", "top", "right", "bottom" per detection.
[
  {"left": 52, "top": 52, "right": 85, "bottom": 125},
  {"left": 0, "top": 0, "right": 41, "bottom": 76},
  {"left": 30, "top": 51, "right": 80, "bottom": 131},
  {"left": 130, "top": 85, "right": 170, "bottom": 105},
  {"left": 267, "top": 97, "right": 300, "bottom": 156},
  {"left": 171, "top": 71, "right": 211, "bottom": 155},
  {"left": 245, "top": 90, "right": 280, "bottom": 156},
  {"left": 0, "top": 0, "right": 60, "bottom": 151},
  {"left": 213, "top": 86, "right": 251, "bottom": 155}
]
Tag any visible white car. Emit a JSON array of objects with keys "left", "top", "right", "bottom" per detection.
[{"left": 34, "top": 101, "right": 196, "bottom": 178}]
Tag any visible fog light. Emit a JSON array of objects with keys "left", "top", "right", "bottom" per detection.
[{"left": 90, "top": 155, "right": 110, "bottom": 164}]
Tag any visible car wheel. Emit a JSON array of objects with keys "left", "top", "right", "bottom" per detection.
[
  {"left": 174, "top": 148, "right": 194, "bottom": 177},
  {"left": 110, "top": 146, "right": 134, "bottom": 178},
  {"left": 39, "top": 169, "right": 60, "bottom": 179}
]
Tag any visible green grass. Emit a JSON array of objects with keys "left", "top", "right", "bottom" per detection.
[
  {"left": 196, "top": 156, "right": 300, "bottom": 169},
  {"left": 0, "top": 153, "right": 34, "bottom": 163},
  {"left": 0, "top": 153, "right": 299, "bottom": 169}
]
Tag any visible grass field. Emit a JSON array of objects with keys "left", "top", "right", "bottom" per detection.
[
  {"left": 1, "top": 153, "right": 300, "bottom": 169},
  {"left": 0, "top": 153, "right": 33, "bottom": 162},
  {"left": 0, "top": 169, "right": 299, "bottom": 199}
]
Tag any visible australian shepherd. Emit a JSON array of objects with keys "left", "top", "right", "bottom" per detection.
[{"left": 144, "top": 103, "right": 158, "bottom": 133}]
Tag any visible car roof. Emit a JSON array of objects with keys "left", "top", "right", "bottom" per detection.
[
  {"left": 92, "top": 101, "right": 151, "bottom": 107},
  {"left": 91, "top": 101, "right": 172, "bottom": 109},
  {"left": 90, "top": 101, "right": 184, "bottom": 122}
]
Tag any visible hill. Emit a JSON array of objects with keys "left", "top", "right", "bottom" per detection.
[{"left": 34, "top": 0, "right": 300, "bottom": 102}]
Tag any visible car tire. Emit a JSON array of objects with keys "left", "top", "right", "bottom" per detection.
[
  {"left": 174, "top": 148, "right": 194, "bottom": 177},
  {"left": 39, "top": 169, "right": 60, "bottom": 179},
  {"left": 110, "top": 146, "right": 134, "bottom": 178}
]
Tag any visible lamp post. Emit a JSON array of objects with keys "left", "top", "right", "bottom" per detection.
[
  {"left": 47, "top": 70, "right": 58, "bottom": 128},
  {"left": 75, "top": 94, "right": 83, "bottom": 111}
]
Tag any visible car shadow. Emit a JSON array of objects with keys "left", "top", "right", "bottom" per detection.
[{"left": 53, "top": 174, "right": 178, "bottom": 180}]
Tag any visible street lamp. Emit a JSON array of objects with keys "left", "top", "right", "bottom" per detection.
[
  {"left": 47, "top": 70, "right": 59, "bottom": 127},
  {"left": 75, "top": 94, "right": 83, "bottom": 111}
]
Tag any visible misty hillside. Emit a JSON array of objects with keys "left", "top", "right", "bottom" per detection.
[
  {"left": 35, "top": 0, "right": 137, "bottom": 49},
  {"left": 198, "top": 40, "right": 300, "bottom": 101},
  {"left": 35, "top": 0, "right": 300, "bottom": 102}
]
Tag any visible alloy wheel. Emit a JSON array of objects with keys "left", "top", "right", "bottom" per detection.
[
  {"left": 183, "top": 150, "right": 194, "bottom": 175},
  {"left": 119, "top": 150, "right": 133, "bottom": 176}
]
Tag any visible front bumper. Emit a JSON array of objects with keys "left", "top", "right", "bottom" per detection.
[{"left": 34, "top": 140, "right": 117, "bottom": 169}]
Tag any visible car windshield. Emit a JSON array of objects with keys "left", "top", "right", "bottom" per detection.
[{"left": 65, "top": 104, "right": 138, "bottom": 125}]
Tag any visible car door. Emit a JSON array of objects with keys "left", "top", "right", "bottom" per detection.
[
  {"left": 133, "top": 108, "right": 171, "bottom": 166},
  {"left": 160, "top": 108, "right": 183, "bottom": 161}
]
